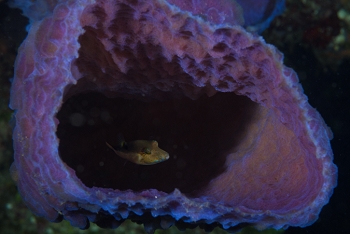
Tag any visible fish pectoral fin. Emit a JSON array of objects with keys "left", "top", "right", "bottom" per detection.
[{"left": 120, "top": 141, "right": 128, "bottom": 150}]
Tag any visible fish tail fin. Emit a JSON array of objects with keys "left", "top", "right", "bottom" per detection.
[
  {"left": 106, "top": 134, "right": 127, "bottom": 151},
  {"left": 106, "top": 142, "right": 114, "bottom": 150},
  {"left": 106, "top": 141, "right": 126, "bottom": 150}
]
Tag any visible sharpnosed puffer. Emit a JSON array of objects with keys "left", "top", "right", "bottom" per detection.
[{"left": 106, "top": 139, "right": 169, "bottom": 165}]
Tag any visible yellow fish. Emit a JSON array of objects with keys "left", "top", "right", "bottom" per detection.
[{"left": 106, "top": 139, "right": 169, "bottom": 165}]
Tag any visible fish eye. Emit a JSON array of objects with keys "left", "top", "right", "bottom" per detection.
[{"left": 142, "top": 147, "right": 151, "bottom": 154}]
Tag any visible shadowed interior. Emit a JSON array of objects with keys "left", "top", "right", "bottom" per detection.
[
  {"left": 57, "top": 92, "right": 258, "bottom": 194},
  {"left": 56, "top": 2, "right": 260, "bottom": 195}
]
